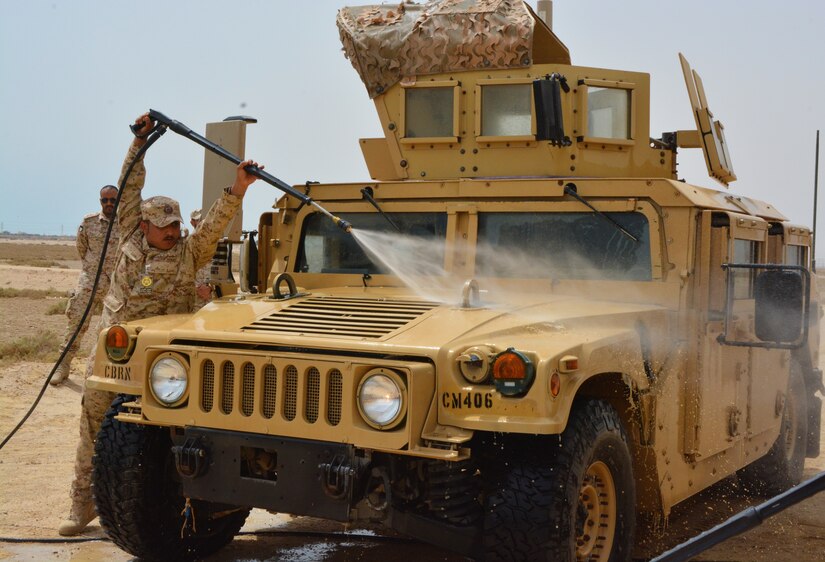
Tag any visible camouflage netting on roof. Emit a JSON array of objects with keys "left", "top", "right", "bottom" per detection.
[{"left": 337, "top": 0, "right": 535, "bottom": 98}]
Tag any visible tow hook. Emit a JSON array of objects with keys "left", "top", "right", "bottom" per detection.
[
  {"left": 172, "top": 437, "right": 207, "bottom": 478},
  {"left": 319, "top": 454, "right": 355, "bottom": 500}
]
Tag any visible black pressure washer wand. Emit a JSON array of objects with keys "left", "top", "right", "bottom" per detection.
[{"left": 133, "top": 109, "right": 353, "bottom": 233}]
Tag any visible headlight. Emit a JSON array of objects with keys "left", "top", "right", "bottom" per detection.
[
  {"left": 149, "top": 353, "right": 189, "bottom": 406},
  {"left": 357, "top": 369, "right": 406, "bottom": 430}
]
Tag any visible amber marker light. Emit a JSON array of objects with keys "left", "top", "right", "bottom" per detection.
[
  {"left": 559, "top": 355, "right": 579, "bottom": 373},
  {"left": 105, "top": 325, "right": 134, "bottom": 362},
  {"left": 492, "top": 348, "right": 535, "bottom": 397},
  {"left": 549, "top": 371, "right": 561, "bottom": 397}
]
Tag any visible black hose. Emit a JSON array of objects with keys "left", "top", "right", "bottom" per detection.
[
  {"left": 0, "top": 528, "right": 420, "bottom": 545},
  {"left": 0, "top": 126, "right": 167, "bottom": 451}
]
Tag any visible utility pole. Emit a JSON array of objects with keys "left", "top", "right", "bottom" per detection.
[{"left": 814, "top": 130, "right": 820, "bottom": 272}]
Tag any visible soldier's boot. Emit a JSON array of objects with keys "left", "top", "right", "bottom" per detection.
[
  {"left": 57, "top": 500, "right": 97, "bottom": 536},
  {"left": 50, "top": 355, "right": 73, "bottom": 386}
]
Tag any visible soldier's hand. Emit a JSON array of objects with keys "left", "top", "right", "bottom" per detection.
[
  {"left": 132, "top": 112, "right": 155, "bottom": 145},
  {"left": 230, "top": 159, "right": 263, "bottom": 197},
  {"left": 196, "top": 284, "right": 212, "bottom": 300}
]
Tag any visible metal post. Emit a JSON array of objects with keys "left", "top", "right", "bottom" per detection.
[{"left": 814, "top": 130, "right": 820, "bottom": 272}]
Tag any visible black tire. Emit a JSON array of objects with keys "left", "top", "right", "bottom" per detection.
[
  {"left": 92, "top": 395, "right": 250, "bottom": 561},
  {"left": 483, "top": 400, "right": 636, "bottom": 562},
  {"left": 738, "top": 365, "right": 808, "bottom": 496}
]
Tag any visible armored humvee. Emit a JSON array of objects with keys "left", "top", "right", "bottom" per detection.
[{"left": 87, "top": 1, "right": 823, "bottom": 560}]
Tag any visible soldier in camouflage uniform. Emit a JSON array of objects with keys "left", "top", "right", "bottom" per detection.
[
  {"left": 190, "top": 208, "right": 214, "bottom": 309},
  {"left": 58, "top": 113, "right": 263, "bottom": 536},
  {"left": 50, "top": 186, "right": 120, "bottom": 386}
]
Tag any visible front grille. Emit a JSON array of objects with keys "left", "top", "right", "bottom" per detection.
[
  {"left": 198, "top": 358, "right": 347, "bottom": 429},
  {"left": 242, "top": 296, "right": 439, "bottom": 339}
]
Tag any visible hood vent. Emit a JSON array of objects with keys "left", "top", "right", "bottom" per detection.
[{"left": 243, "top": 296, "right": 440, "bottom": 339}]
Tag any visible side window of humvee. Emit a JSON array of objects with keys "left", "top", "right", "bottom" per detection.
[
  {"left": 402, "top": 82, "right": 459, "bottom": 141},
  {"left": 785, "top": 244, "right": 808, "bottom": 267},
  {"left": 576, "top": 80, "right": 635, "bottom": 143},
  {"left": 587, "top": 87, "right": 631, "bottom": 139},
  {"left": 732, "top": 239, "right": 761, "bottom": 299},
  {"left": 479, "top": 83, "right": 533, "bottom": 137}
]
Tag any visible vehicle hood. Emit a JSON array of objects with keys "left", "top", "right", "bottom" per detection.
[{"left": 129, "top": 286, "right": 666, "bottom": 356}]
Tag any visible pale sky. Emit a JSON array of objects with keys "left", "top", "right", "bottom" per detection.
[{"left": 1, "top": 1, "right": 823, "bottom": 252}]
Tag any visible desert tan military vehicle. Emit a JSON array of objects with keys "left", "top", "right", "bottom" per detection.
[{"left": 87, "top": 1, "right": 822, "bottom": 560}]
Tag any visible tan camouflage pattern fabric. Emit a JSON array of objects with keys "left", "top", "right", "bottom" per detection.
[
  {"left": 337, "top": 0, "right": 534, "bottom": 98},
  {"left": 58, "top": 212, "right": 120, "bottom": 359},
  {"left": 69, "top": 363, "right": 114, "bottom": 509},
  {"left": 69, "top": 140, "right": 242, "bottom": 512},
  {"left": 141, "top": 195, "right": 183, "bottom": 227},
  {"left": 194, "top": 261, "right": 213, "bottom": 310}
]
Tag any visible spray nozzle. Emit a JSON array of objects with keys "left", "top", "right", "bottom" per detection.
[{"left": 334, "top": 217, "right": 353, "bottom": 233}]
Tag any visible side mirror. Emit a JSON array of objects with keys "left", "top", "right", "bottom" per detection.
[
  {"left": 754, "top": 269, "right": 807, "bottom": 343},
  {"left": 533, "top": 74, "right": 570, "bottom": 146}
]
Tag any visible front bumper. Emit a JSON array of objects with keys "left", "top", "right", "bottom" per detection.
[{"left": 172, "top": 427, "right": 357, "bottom": 521}]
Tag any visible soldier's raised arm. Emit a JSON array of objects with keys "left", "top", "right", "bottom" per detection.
[
  {"left": 190, "top": 159, "right": 262, "bottom": 270},
  {"left": 116, "top": 113, "right": 152, "bottom": 237}
]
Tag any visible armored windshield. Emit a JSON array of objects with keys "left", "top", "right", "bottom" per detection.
[
  {"left": 476, "top": 212, "right": 651, "bottom": 280},
  {"left": 296, "top": 210, "right": 650, "bottom": 281},
  {"left": 296, "top": 212, "right": 448, "bottom": 274}
]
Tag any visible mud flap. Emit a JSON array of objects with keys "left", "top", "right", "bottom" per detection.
[
  {"left": 390, "top": 508, "right": 482, "bottom": 559},
  {"left": 807, "top": 394, "right": 821, "bottom": 458}
]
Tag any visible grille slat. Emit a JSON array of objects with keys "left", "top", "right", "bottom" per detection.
[
  {"left": 241, "top": 363, "right": 255, "bottom": 417},
  {"left": 284, "top": 366, "right": 298, "bottom": 421},
  {"left": 243, "top": 296, "right": 439, "bottom": 339},
  {"left": 255, "top": 311, "right": 418, "bottom": 327},
  {"left": 305, "top": 367, "right": 320, "bottom": 423},
  {"left": 202, "top": 360, "right": 215, "bottom": 412},
  {"left": 262, "top": 364, "right": 277, "bottom": 419},
  {"left": 327, "top": 369, "right": 343, "bottom": 426},
  {"left": 221, "top": 362, "right": 235, "bottom": 414},
  {"left": 248, "top": 323, "right": 394, "bottom": 335}
]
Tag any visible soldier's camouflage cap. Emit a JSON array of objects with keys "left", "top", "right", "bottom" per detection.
[
  {"left": 190, "top": 208, "right": 202, "bottom": 222},
  {"left": 141, "top": 196, "right": 184, "bottom": 228}
]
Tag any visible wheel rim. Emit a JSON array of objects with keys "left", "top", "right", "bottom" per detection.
[{"left": 576, "top": 460, "right": 617, "bottom": 560}]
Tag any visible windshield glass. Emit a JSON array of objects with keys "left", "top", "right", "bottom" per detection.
[
  {"left": 296, "top": 212, "right": 448, "bottom": 274},
  {"left": 476, "top": 212, "right": 651, "bottom": 280}
]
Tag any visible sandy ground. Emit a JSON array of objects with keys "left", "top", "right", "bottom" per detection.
[{"left": 0, "top": 239, "right": 823, "bottom": 561}]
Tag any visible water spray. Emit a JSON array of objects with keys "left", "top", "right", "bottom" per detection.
[{"left": 133, "top": 109, "right": 353, "bottom": 233}]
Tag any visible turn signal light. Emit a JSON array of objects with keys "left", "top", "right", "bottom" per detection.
[
  {"left": 105, "top": 325, "right": 134, "bottom": 362},
  {"left": 492, "top": 348, "right": 535, "bottom": 397},
  {"left": 559, "top": 355, "right": 579, "bottom": 373},
  {"left": 549, "top": 371, "right": 561, "bottom": 397}
]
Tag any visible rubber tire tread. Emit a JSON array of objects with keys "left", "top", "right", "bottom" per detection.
[
  {"left": 482, "top": 400, "right": 636, "bottom": 562},
  {"left": 737, "top": 365, "right": 808, "bottom": 496},
  {"left": 92, "top": 394, "right": 249, "bottom": 561}
]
